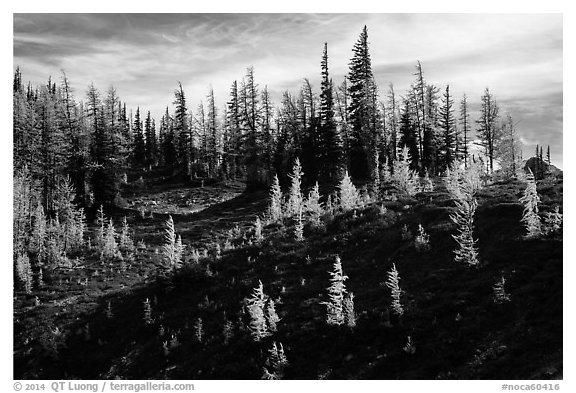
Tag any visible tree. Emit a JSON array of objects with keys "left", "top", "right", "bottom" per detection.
[
  {"left": 318, "top": 43, "right": 342, "bottom": 182},
  {"left": 348, "top": 26, "right": 380, "bottom": 180},
  {"left": 519, "top": 169, "right": 542, "bottom": 238},
  {"left": 321, "top": 255, "right": 348, "bottom": 325},
  {"left": 338, "top": 171, "right": 360, "bottom": 211},
  {"left": 132, "top": 107, "right": 146, "bottom": 164},
  {"left": 160, "top": 107, "right": 177, "bottom": 170},
  {"left": 476, "top": 88, "right": 500, "bottom": 174},
  {"left": 398, "top": 100, "right": 419, "bottom": 171},
  {"left": 268, "top": 174, "right": 283, "bottom": 222},
  {"left": 87, "top": 84, "right": 118, "bottom": 207},
  {"left": 206, "top": 88, "right": 219, "bottom": 177},
  {"left": 438, "top": 85, "right": 456, "bottom": 173},
  {"left": 385, "top": 263, "right": 404, "bottom": 316},
  {"left": 459, "top": 94, "right": 471, "bottom": 168},
  {"left": 386, "top": 83, "right": 399, "bottom": 162},
  {"left": 246, "top": 280, "right": 270, "bottom": 341},
  {"left": 144, "top": 110, "right": 157, "bottom": 166},
  {"left": 173, "top": 82, "right": 192, "bottom": 175},
  {"left": 497, "top": 113, "right": 522, "bottom": 178},
  {"left": 240, "top": 67, "right": 266, "bottom": 188}
]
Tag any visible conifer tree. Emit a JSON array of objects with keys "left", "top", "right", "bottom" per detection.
[
  {"left": 132, "top": 107, "right": 146, "bottom": 165},
  {"left": 476, "top": 88, "right": 500, "bottom": 174},
  {"left": 519, "top": 169, "right": 542, "bottom": 238},
  {"left": 438, "top": 85, "right": 456, "bottom": 173},
  {"left": 173, "top": 82, "right": 192, "bottom": 175},
  {"left": 392, "top": 147, "right": 419, "bottom": 196},
  {"left": 101, "top": 218, "right": 118, "bottom": 261},
  {"left": 287, "top": 158, "right": 304, "bottom": 216},
  {"left": 305, "top": 181, "right": 323, "bottom": 226},
  {"left": 318, "top": 42, "right": 342, "bottom": 182},
  {"left": 398, "top": 100, "right": 419, "bottom": 171},
  {"left": 246, "top": 280, "right": 270, "bottom": 341},
  {"left": 497, "top": 113, "right": 522, "bottom": 178},
  {"left": 16, "top": 253, "right": 33, "bottom": 294},
  {"left": 385, "top": 263, "right": 404, "bottom": 316},
  {"left": 144, "top": 110, "right": 157, "bottom": 166},
  {"left": 268, "top": 174, "right": 283, "bottom": 222},
  {"left": 88, "top": 84, "right": 119, "bottom": 207},
  {"left": 338, "top": 171, "right": 360, "bottom": 211},
  {"left": 348, "top": 26, "right": 380, "bottom": 180},
  {"left": 163, "top": 215, "right": 181, "bottom": 269},
  {"left": 321, "top": 255, "right": 348, "bottom": 325},
  {"left": 450, "top": 196, "right": 480, "bottom": 266},
  {"left": 459, "top": 94, "right": 471, "bottom": 168}
]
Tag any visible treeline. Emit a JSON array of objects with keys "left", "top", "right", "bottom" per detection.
[{"left": 14, "top": 25, "right": 535, "bottom": 210}]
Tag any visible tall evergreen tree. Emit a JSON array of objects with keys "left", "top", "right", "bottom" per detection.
[
  {"left": 173, "top": 82, "right": 192, "bottom": 175},
  {"left": 240, "top": 67, "right": 266, "bottom": 188},
  {"left": 348, "top": 26, "right": 379, "bottom": 180},
  {"left": 226, "top": 80, "right": 242, "bottom": 180},
  {"left": 144, "top": 110, "right": 157, "bottom": 166},
  {"left": 438, "top": 85, "right": 456, "bottom": 173},
  {"left": 476, "top": 88, "right": 500, "bottom": 174},
  {"left": 459, "top": 94, "right": 471, "bottom": 168},
  {"left": 398, "top": 100, "right": 419, "bottom": 171},
  {"left": 132, "top": 107, "right": 146, "bottom": 164},
  {"left": 87, "top": 84, "right": 117, "bottom": 207},
  {"left": 318, "top": 43, "right": 342, "bottom": 183}
]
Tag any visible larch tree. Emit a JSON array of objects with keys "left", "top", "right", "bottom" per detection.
[{"left": 497, "top": 113, "right": 522, "bottom": 179}]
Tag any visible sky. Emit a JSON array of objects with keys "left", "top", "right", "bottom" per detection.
[{"left": 13, "top": 13, "right": 563, "bottom": 168}]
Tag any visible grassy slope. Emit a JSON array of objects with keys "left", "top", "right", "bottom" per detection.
[{"left": 13, "top": 174, "right": 563, "bottom": 380}]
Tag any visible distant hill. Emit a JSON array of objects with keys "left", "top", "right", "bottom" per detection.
[{"left": 523, "top": 157, "right": 562, "bottom": 178}]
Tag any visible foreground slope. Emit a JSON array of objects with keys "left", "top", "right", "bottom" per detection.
[{"left": 14, "top": 175, "right": 563, "bottom": 379}]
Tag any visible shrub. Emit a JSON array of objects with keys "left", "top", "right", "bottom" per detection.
[
  {"left": 254, "top": 216, "right": 264, "bottom": 244},
  {"left": 343, "top": 292, "right": 356, "bottom": 328},
  {"left": 543, "top": 206, "right": 563, "bottom": 235},
  {"left": 493, "top": 276, "right": 511, "bottom": 304},
  {"left": 414, "top": 224, "right": 431, "bottom": 252},
  {"left": 262, "top": 342, "right": 288, "bottom": 380},
  {"left": 143, "top": 298, "right": 153, "bottom": 325}
]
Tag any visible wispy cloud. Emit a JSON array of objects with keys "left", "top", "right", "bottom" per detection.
[{"left": 13, "top": 13, "right": 563, "bottom": 167}]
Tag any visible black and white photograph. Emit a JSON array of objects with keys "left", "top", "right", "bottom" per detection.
[{"left": 10, "top": 7, "right": 566, "bottom": 386}]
